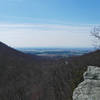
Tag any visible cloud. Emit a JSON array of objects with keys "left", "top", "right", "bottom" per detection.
[
  {"left": 0, "top": 23, "right": 91, "bottom": 31},
  {"left": 0, "top": 23, "right": 93, "bottom": 47}
]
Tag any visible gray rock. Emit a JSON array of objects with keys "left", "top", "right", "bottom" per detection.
[{"left": 73, "top": 66, "right": 100, "bottom": 100}]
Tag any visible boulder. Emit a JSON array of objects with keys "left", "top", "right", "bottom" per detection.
[{"left": 73, "top": 66, "right": 100, "bottom": 100}]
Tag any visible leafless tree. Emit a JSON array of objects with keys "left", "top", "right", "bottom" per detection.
[{"left": 91, "top": 26, "right": 100, "bottom": 48}]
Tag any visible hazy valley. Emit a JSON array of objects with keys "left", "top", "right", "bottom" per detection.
[{"left": 17, "top": 47, "right": 95, "bottom": 58}]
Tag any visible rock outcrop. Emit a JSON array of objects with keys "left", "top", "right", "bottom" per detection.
[{"left": 73, "top": 66, "right": 100, "bottom": 100}]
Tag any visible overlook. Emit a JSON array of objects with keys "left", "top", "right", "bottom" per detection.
[{"left": 0, "top": 42, "right": 100, "bottom": 100}]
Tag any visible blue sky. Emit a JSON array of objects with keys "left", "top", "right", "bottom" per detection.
[{"left": 0, "top": 0, "right": 99, "bottom": 47}]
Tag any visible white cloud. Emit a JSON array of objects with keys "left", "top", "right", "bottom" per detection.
[{"left": 0, "top": 23, "right": 93, "bottom": 47}]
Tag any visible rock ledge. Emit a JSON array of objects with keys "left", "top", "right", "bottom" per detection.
[{"left": 73, "top": 66, "right": 100, "bottom": 100}]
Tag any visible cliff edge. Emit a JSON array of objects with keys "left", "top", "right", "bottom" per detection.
[{"left": 73, "top": 66, "right": 100, "bottom": 100}]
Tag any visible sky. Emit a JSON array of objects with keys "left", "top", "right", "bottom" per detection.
[{"left": 0, "top": 0, "right": 100, "bottom": 47}]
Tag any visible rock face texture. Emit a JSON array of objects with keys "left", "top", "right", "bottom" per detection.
[{"left": 73, "top": 66, "right": 100, "bottom": 100}]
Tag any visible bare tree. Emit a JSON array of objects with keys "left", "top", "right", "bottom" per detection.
[{"left": 91, "top": 26, "right": 100, "bottom": 48}]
